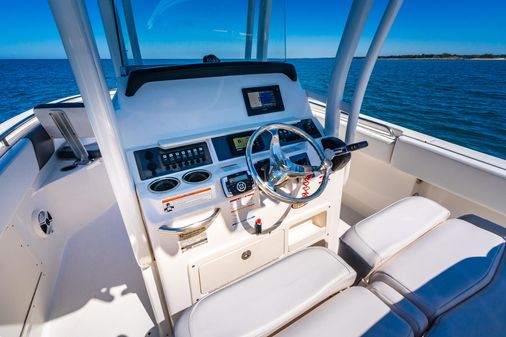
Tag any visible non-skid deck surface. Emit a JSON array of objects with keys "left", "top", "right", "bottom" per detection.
[{"left": 42, "top": 205, "right": 158, "bottom": 337}]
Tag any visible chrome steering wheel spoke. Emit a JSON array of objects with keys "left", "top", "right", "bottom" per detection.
[
  {"left": 245, "top": 123, "right": 332, "bottom": 205},
  {"left": 268, "top": 128, "right": 289, "bottom": 170}
]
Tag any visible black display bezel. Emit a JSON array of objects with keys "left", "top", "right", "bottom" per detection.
[{"left": 242, "top": 85, "right": 285, "bottom": 116}]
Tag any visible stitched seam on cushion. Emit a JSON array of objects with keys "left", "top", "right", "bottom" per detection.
[
  {"left": 435, "top": 242, "right": 505, "bottom": 316},
  {"left": 262, "top": 276, "right": 353, "bottom": 336},
  {"left": 354, "top": 198, "right": 450, "bottom": 271},
  {"left": 368, "top": 286, "right": 422, "bottom": 335},
  {"left": 366, "top": 219, "right": 450, "bottom": 281},
  {"left": 372, "top": 271, "right": 434, "bottom": 318},
  {"left": 188, "top": 247, "right": 352, "bottom": 336},
  {"left": 355, "top": 196, "right": 414, "bottom": 227},
  {"left": 316, "top": 246, "right": 355, "bottom": 276},
  {"left": 428, "top": 251, "right": 506, "bottom": 331},
  {"left": 351, "top": 224, "right": 382, "bottom": 263},
  {"left": 374, "top": 242, "right": 505, "bottom": 321},
  {"left": 353, "top": 197, "right": 411, "bottom": 240},
  {"left": 352, "top": 197, "right": 416, "bottom": 245}
]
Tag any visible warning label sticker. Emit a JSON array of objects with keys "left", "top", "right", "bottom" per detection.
[
  {"left": 162, "top": 187, "right": 213, "bottom": 213},
  {"left": 229, "top": 192, "right": 259, "bottom": 226}
]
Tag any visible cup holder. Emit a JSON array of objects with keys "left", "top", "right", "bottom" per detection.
[
  {"left": 148, "top": 177, "right": 180, "bottom": 193},
  {"left": 183, "top": 170, "right": 211, "bottom": 184}
]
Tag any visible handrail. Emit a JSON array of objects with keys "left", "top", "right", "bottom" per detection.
[
  {"left": 49, "top": 1, "right": 169, "bottom": 332},
  {"left": 308, "top": 97, "right": 398, "bottom": 138},
  {"left": 324, "top": 0, "right": 404, "bottom": 142},
  {"left": 341, "top": 110, "right": 398, "bottom": 138},
  {"left": 324, "top": 0, "right": 373, "bottom": 137},
  {"left": 159, "top": 208, "right": 221, "bottom": 234},
  {"left": 0, "top": 114, "right": 39, "bottom": 159},
  {"left": 0, "top": 115, "right": 35, "bottom": 147},
  {"left": 345, "top": 0, "right": 404, "bottom": 143}
]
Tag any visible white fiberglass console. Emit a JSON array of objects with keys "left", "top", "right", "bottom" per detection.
[{"left": 113, "top": 63, "right": 353, "bottom": 316}]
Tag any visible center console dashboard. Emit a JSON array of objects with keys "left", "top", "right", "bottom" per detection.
[
  {"left": 133, "top": 118, "right": 320, "bottom": 180},
  {"left": 115, "top": 63, "right": 347, "bottom": 315}
]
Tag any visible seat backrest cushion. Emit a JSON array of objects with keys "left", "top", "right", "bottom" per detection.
[
  {"left": 370, "top": 219, "right": 505, "bottom": 320},
  {"left": 340, "top": 196, "right": 450, "bottom": 277},
  {"left": 426, "top": 252, "right": 505, "bottom": 337},
  {"left": 368, "top": 281, "right": 428, "bottom": 337}
]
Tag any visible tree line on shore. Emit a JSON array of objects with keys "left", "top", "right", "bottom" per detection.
[{"left": 378, "top": 53, "right": 506, "bottom": 59}]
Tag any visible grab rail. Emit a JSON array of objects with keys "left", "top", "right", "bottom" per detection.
[
  {"left": 0, "top": 115, "right": 35, "bottom": 146},
  {"left": 308, "top": 97, "right": 398, "bottom": 138},
  {"left": 159, "top": 208, "right": 221, "bottom": 235},
  {"left": 0, "top": 114, "right": 38, "bottom": 158}
]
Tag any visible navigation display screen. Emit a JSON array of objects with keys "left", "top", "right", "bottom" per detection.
[
  {"left": 232, "top": 135, "right": 250, "bottom": 151},
  {"left": 242, "top": 85, "right": 284, "bottom": 116},
  {"left": 247, "top": 91, "right": 276, "bottom": 108}
]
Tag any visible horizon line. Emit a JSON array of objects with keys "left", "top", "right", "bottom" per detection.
[{"left": 1, "top": 53, "right": 505, "bottom": 61}]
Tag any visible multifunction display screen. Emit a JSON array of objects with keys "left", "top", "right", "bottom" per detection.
[
  {"left": 227, "top": 131, "right": 265, "bottom": 156},
  {"left": 232, "top": 135, "right": 250, "bottom": 151},
  {"left": 242, "top": 85, "right": 284, "bottom": 116}
]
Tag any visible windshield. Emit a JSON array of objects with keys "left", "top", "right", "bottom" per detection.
[{"left": 115, "top": 0, "right": 287, "bottom": 65}]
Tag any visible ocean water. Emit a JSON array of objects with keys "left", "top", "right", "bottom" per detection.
[{"left": 0, "top": 59, "right": 505, "bottom": 159}]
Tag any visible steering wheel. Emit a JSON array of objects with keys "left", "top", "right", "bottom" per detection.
[{"left": 245, "top": 123, "right": 333, "bottom": 205}]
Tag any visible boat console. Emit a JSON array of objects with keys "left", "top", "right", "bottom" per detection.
[{"left": 112, "top": 62, "right": 360, "bottom": 315}]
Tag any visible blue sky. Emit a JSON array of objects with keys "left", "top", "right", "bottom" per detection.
[{"left": 0, "top": 0, "right": 505, "bottom": 59}]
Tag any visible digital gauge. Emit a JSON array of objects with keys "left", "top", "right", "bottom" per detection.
[
  {"left": 227, "top": 131, "right": 265, "bottom": 156},
  {"left": 232, "top": 135, "right": 250, "bottom": 152}
]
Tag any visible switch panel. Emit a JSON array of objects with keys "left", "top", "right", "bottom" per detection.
[{"left": 134, "top": 142, "right": 212, "bottom": 180}]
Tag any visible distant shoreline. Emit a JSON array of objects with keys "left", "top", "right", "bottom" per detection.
[
  {"left": 379, "top": 57, "right": 506, "bottom": 61},
  {"left": 378, "top": 54, "right": 506, "bottom": 61}
]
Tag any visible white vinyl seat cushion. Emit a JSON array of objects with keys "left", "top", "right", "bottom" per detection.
[
  {"left": 174, "top": 247, "right": 356, "bottom": 337},
  {"left": 426, "top": 255, "right": 506, "bottom": 337},
  {"left": 340, "top": 196, "right": 450, "bottom": 276},
  {"left": 368, "top": 281, "right": 428, "bottom": 337},
  {"left": 425, "top": 216, "right": 506, "bottom": 337},
  {"left": 370, "top": 219, "right": 505, "bottom": 321},
  {"left": 276, "top": 287, "right": 414, "bottom": 337}
]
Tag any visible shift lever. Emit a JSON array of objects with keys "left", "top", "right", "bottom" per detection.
[
  {"left": 333, "top": 140, "right": 368, "bottom": 156},
  {"left": 322, "top": 138, "right": 368, "bottom": 171}
]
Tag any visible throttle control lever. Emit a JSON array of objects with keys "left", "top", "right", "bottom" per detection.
[
  {"left": 332, "top": 140, "right": 369, "bottom": 156},
  {"left": 321, "top": 138, "right": 368, "bottom": 171}
]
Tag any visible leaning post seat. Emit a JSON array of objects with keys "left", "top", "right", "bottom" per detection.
[
  {"left": 340, "top": 196, "right": 505, "bottom": 334},
  {"left": 339, "top": 196, "right": 451, "bottom": 278},
  {"left": 174, "top": 247, "right": 356, "bottom": 337},
  {"left": 369, "top": 218, "right": 505, "bottom": 321},
  {"left": 425, "top": 242, "right": 506, "bottom": 337}
]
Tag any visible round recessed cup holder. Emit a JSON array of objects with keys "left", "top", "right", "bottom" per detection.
[
  {"left": 149, "top": 177, "right": 180, "bottom": 193},
  {"left": 183, "top": 170, "right": 211, "bottom": 184}
]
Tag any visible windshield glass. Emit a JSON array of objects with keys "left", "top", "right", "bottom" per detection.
[{"left": 115, "top": 0, "right": 287, "bottom": 65}]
